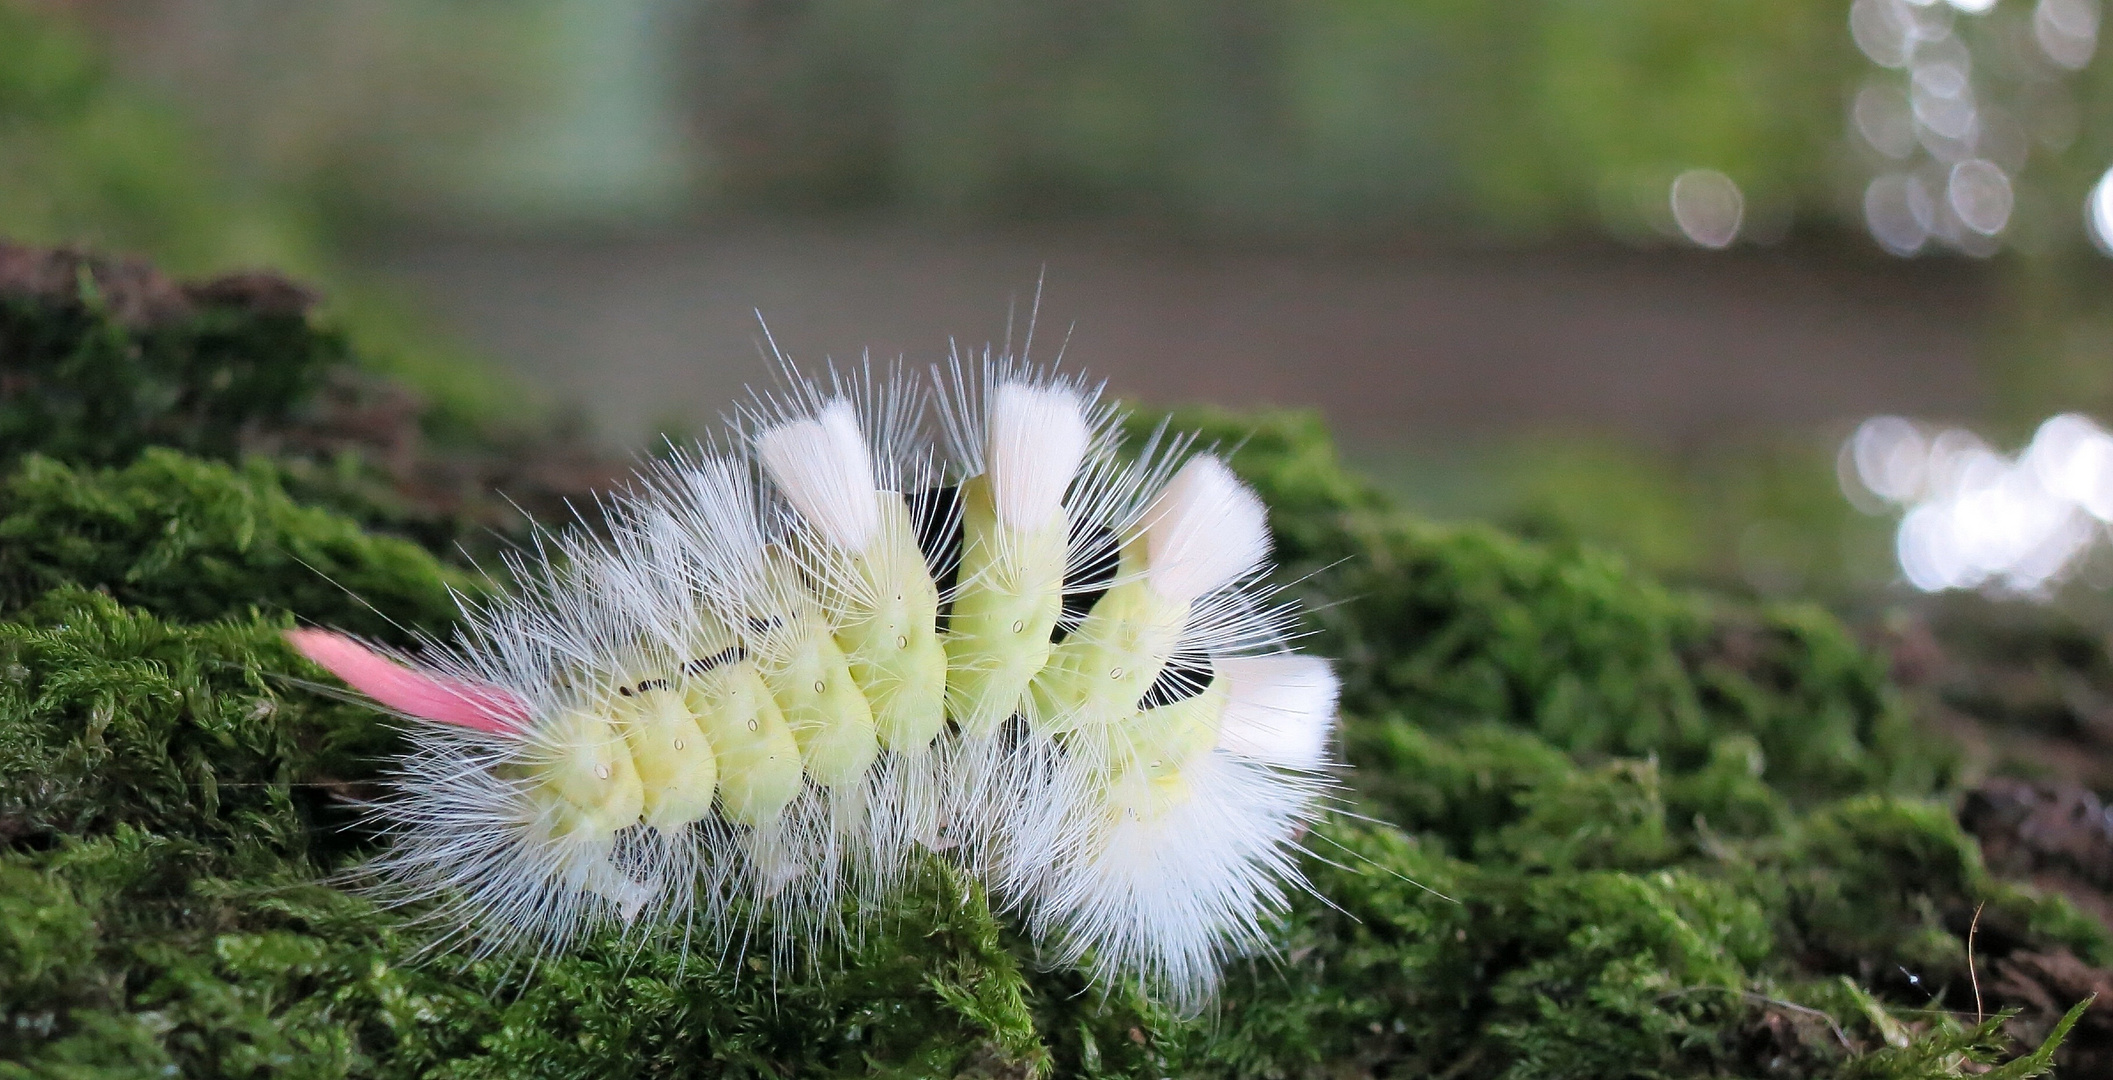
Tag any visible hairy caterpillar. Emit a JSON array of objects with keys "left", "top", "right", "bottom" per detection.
[{"left": 289, "top": 351, "right": 1340, "bottom": 1005}]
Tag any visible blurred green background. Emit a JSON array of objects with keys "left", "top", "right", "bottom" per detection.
[{"left": 9, "top": 0, "right": 2113, "bottom": 602}]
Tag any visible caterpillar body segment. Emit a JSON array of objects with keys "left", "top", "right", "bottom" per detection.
[
  {"left": 756, "top": 396, "right": 950, "bottom": 756},
  {"left": 821, "top": 490, "right": 950, "bottom": 753},
  {"left": 618, "top": 450, "right": 871, "bottom": 935},
  {"left": 749, "top": 590, "right": 879, "bottom": 791},
  {"left": 1036, "top": 746, "right": 1321, "bottom": 1009},
  {"left": 738, "top": 594, "right": 876, "bottom": 941},
  {"left": 1021, "top": 655, "right": 1338, "bottom": 1010},
  {"left": 679, "top": 649, "right": 803, "bottom": 828},
  {"left": 627, "top": 458, "right": 811, "bottom": 828},
  {"left": 612, "top": 680, "right": 719, "bottom": 835},
  {"left": 941, "top": 379, "right": 1092, "bottom": 736},
  {"left": 942, "top": 474, "right": 1070, "bottom": 737},
  {"left": 929, "top": 371, "right": 1127, "bottom": 896},
  {"left": 983, "top": 448, "right": 1325, "bottom": 1006},
  {"left": 751, "top": 384, "right": 963, "bottom": 904},
  {"left": 287, "top": 352, "right": 1341, "bottom": 1006},
  {"left": 317, "top": 653, "right": 673, "bottom": 954},
  {"left": 1108, "top": 675, "right": 1229, "bottom": 798},
  {"left": 1026, "top": 557, "right": 1187, "bottom": 737},
  {"left": 531, "top": 698, "right": 650, "bottom": 839},
  {"left": 1020, "top": 453, "right": 1269, "bottom": 744}
]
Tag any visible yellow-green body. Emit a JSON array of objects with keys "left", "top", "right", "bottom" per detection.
[
  {"left": 1122, "top": 678, "right": 1227, "bottom": 780},
  {"left": 945, "top": 477, "right": 1069, "bottom": 737},
  {"left": 491, "top": 467, "right": 1247, "bottom": 870},
  {"left": 1093, "top": 678, "right": 1227, "bottom": 824},
  {"left": 684, "top": 657, "right": 805, "bottom": 826},
  {"left": 525, "top": 706, "right": 646, "bottom": 840},
  {"left": 835, "top": 493, "right": 949, "bottom": 752},
  {"left": 616, "top": 685, "right": 719, "bottom": 834},
  {"left": 760, "top": 611, "right": 880, "bottom": 790},
  {"left": 1029, "top": 551, "right": 1188, "bottom": 736}
]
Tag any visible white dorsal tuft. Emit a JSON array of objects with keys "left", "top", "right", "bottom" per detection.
[
  {"left": 986, "top": 381, "right": 1090, "bottom": 532},
  {"left": 1214, "top": 654, "right": 1338, "bottom": 771},
  {"left": 1142, "top": 454, "right": 1269, "bottom": 604},
  {"left": 757, "top": 399, "right": 882, "bottom": 553},
  {"left": 300, "top": 351, "right": 1337, "bottom": 999}
]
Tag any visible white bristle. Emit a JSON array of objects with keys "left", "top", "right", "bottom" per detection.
[
  {"left": 1142, "top": 454, "right": 1270, "bottom": 604},
  {"left": 1215, "top": 654, "right": 1339, "bottom": 771},
  {"left": 756, "top": 399, "right": 882, "bottom": 552},
  {"left": 986, "top": 381, "right": 1089, "bottom": 531},
  {"left": 288, "top": 344, "right": 1337, "bottom": 1007},
  {"left": 1022, "top": 750, "right": 1323, "bottom": 1011}
]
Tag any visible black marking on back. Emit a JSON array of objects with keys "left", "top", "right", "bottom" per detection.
[
  {"left": 909, "top": 484, "right": 963, "bottom": 632},
  {"left": 682, "top": 646, "right": 746, "bottom": 677},
  {"left": 1052, "top": 523, "right": 1119, "bottom": 643},
  {"left": 1138, "top": 653, "right": 1213, "bottom": 710}
]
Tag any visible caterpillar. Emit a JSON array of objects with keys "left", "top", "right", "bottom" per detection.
[{"left": 288, "top": 351, "right": 1341, "bottom": 1006}]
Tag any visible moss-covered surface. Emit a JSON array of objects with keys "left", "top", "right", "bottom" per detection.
[
  {"left": 0, "top": 452, "right": 468, "bottom": 643},
  {"left": 0, "top": 240, "right": 622, "bottom": 567},
  {"left": 0, "top": 251, "right": 2101, "bottom": 1076}
]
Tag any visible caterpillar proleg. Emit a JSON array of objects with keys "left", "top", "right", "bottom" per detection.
[{"left": 288, "top": 348, "right": 1340, "bottom": 1003}]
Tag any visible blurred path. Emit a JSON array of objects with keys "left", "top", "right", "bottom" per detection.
[{"left": 364, "top": 222, "right": 1991, "bottom": 450}]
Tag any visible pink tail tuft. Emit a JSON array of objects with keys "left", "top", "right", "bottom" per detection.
[{"left": 286, "top": 629, "right": 529, "bottom": 736}]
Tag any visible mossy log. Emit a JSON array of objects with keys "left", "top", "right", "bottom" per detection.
[{"left": 0, "top": 248, "right": 2098, "bottom": 1077}]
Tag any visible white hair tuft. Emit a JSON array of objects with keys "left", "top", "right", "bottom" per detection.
[
  {"left": 986, "top": 381, "right": 1090, "bottom": 531},
  {"left": 1215, "top": 654, "right": 1339, "bottom": 771},
  {"left": 1143, "top": 454, "right": 1270, "bottom": 604},
  {"left": 757, "top": 399, "right": 882, "bottom": 552}
]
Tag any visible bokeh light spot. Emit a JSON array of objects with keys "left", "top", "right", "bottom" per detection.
[
  {"left": 1668, "top": 170, "right": 1743, "bottom": 249},
  {"left": 1852, "top": 0, "right": 1918, "bottom": 67},
  {"left": 2036, "top": 0, "right": 2101, "bottom": 68},
  {"left": 1846, "top": 414, "right": 2113, "bottom": 595},
  {"left": 1865, "top": 173, "right": 1933, "bottom": 254},
  {"left": 2087, "top": 167, "right": 2113, "bottom": 255},
  {"left": 1947, "top": 159, "right": 2012, "bottom": 235},
  {"left": 1854, "top": 82, "right": 1918, "bottom": 158}
]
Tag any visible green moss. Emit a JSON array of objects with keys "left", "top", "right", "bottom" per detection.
[
  {"left": 0, "top": 260, "right": 344, "bottom": 469},
  {"left": 0, "top": 588, "right": 387, "bottom": 853},
  {"left": 0, "top": 835, "right": 1055, "bottom": 1078},
  {"left": 0, "top": 242, "right": 616, "bottom": 570},
  {"left": 0, "top": 589, "right": 1052, "bottom": 1078},
  {"left": 0, "top": 451, "right": 468, "bottom": 642},
  {"left": 1161, "top": 406, "right": 1944, "bottom": 807},
  {"left": 0, "top": 283, "right": 2099, "bottom": 1073}
]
